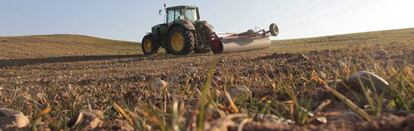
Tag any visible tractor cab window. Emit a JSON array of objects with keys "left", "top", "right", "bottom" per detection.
[
  {"left": 167, "top": 8, "right": 198, "bottom": 23},
  {"left": 167, "top": 9, "right": 183, "bottom": 23},
  {"left": 184, "top": 9, "right": 198, "bottom": 21}
]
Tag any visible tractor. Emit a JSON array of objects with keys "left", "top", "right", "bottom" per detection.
[{"left": 141, "top": 5, "right": 279, "bottom": 55}]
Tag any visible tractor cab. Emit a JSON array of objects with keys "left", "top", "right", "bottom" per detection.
[{"left": 165, "top": 6, "right": 200, "bottom": 23}]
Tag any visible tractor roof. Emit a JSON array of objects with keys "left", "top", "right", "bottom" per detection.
[{"left": 166, "top": 5, "right": 198, "bottom": 10}]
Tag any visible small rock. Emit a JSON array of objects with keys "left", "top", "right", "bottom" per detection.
[
  {"left": 347, "top": 71, "right": 389, "bottom": 93},
  {"left": 315, "top": 116, "right": 327, "bottom": 124},
  {"left": 112, "top": 119, "right": 134, "bottom": 131},
  {"left": 318, "top": 71, "right": 327, "bottom": 80},
  {"left": 229, "top": 85, "right": 252, "bottom": 101},
  {"left": 325, "top": 111, "right": 361, "bottom": 122},
  {"left": 183, "top": 104, "right": 221, "bottom": 129},
  {"left": 257, "top": 114, "right": 294, "bottom": 125},
  {"left": 0, "top": 108, "right": 30, "bottom": 129},
  {"left": 154, "top": 78, "right": 168, "bottom": 88},
  {"left": 375, "top": 49, "right": 389, "bottom": 59},
  {"left": 160, "top": 73, "right": 167, "bottom": 80},
  {"left": 68, "top": 110, "right": 104, "bottom": 129},
  {"left": 138, "top": 75, "right": 146, "bottom": 81},
  {"left": 169, "top": 76, "right": 180, "bottom": 82},
  {"left": 205, "top": 117, "right": 235, "bottom": 131},
  {"left": 185, "top": 66, "right": 197, "bottom": 74}
]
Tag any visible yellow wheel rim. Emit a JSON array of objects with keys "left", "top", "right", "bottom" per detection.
[
  {"left": 143, "top": 38, "right": 152, "bottom": 53},
  {"left": 171, "top": 32, "right": 184, "bottom": 51}
]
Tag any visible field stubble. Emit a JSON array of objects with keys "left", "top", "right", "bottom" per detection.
[{"left": 0, "top": 29, "right": 414, "bottom": 130}]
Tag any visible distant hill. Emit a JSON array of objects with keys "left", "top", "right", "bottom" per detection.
[
  {"left": 1, "top": 28, "right": 413, "bottom": 59},
  {"left": 0, "top": 34, "right": 140, "bottom": 59},
  {"left": 271, "top": 28, "right": 414, "bottom": 53}
]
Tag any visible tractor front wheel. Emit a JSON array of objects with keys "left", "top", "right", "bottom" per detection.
[
  {"left": 167, "top": 26, "right": 195, "bottom": 55},
  {"left": 141, "top": 34, "right": 159, "bottom": 55}
]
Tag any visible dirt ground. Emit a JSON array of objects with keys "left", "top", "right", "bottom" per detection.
[{"left": 0, "top": 30, "right": 414, "bottom": 130}]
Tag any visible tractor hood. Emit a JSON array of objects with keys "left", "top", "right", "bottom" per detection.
[{"left": 151, "top": 24, "right": 163, "bottom": 30}]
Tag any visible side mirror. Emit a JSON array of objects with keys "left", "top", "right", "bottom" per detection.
[{"left": 159, "top": 10, "right": 162, "bottom": 16}]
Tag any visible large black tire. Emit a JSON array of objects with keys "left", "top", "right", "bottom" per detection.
[
  {"left": 167, "top": 26, "right": 195, "bottom": 55},
  {"left": 141, "top": 34, "right": 159, "bottom": 55},
  {"left": 194, "top": 23, "right": 213, "bottom": 54}
]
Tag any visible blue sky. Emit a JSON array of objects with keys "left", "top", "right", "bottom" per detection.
[{"left": 0, "top": 0, "right": 413, "bottom": 41}]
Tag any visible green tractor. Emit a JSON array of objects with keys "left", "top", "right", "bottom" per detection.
[
  {"left": 141, "top": 5, "right": 218, "bottom": 55},
  {"left": 141, "top": 5, "right": 279, "bottom": 55}
]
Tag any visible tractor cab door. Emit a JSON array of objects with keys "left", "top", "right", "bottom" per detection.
[{"left": 166, "top": 9, "right": 181, "bottom": 24}]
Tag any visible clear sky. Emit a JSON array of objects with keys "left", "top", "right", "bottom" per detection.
[{"left": 0, "top": 0, "right": 413, "bottom": 41}]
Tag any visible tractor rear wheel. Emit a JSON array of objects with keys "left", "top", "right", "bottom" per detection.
[
  {"left": 167, "top": 26, "right": 195, "bottom": 55},
  {"left": 141, "top": 34, "right": 159, "bottom": 55}
]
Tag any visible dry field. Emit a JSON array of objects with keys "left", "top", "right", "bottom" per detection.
[
  {"left": 0, "top": 29, "right": 414, "bottom": 130},
  {"left": 0, "top": 34, "right": 139, "bottom": 59}
]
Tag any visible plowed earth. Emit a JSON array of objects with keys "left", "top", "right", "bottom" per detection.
[{"left": 0, "top": 29, "right": 413, "bottom": 130}]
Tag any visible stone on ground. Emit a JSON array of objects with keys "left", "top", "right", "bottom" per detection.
[
  {"left": 347, "top": 71, "right": 389, "bottom": 93},
  {"left": 0, "top": 108, "right": 30, "bottom": 129},
  {"left": 68, "top": 110, "right": 104, "bottom": 129},
  {"left": 229, "top": 85, "right": 252, "bottom": 101}
]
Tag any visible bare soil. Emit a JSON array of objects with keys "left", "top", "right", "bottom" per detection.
[{"left": 0, "top": 29, "right": 413, "bottom": 130}]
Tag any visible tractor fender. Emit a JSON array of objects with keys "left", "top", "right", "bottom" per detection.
[
  {"left": 198, "top": 21, "right": 214, "bottom": 30},
  {"left": 151, "top": 24, "right": 164, "bottom": 44},
  {"left": 169, "top": 19, "right": 196, "bottom": 31}
]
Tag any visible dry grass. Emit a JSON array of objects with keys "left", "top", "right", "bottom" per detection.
[
  {"left": 271, "top": 28, "right": 414, "bottom": 53},
  {"left": 0, "top": 34, "right": 139, "bottom": 59},
  {"left": 0, "top": 28, "right": 413, "bottom": 130}
]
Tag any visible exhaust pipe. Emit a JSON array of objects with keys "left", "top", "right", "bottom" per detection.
[{"left": 212, "top": 23, "right": 279, "bottom": 54}]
